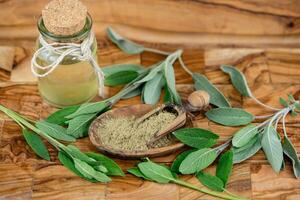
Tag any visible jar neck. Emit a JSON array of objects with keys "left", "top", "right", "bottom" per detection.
[{"left": 37, "top": 13, "right": 93, "bottom": 43}]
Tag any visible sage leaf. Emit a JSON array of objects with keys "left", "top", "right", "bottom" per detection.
[
  {"left": 163, "top": 84, "right": 173, "bottom": 103},
  {"left": 288, "top": 94, "right": 295, "bottom": 102},
  {"left": 46, "top": 105, "right": 80, "bottom": 125},
  {"left": 193, "top": 73, "right": 231, "bottom": 108},
  {"left": 102, "top": 64, "right": 144, "bottom": 76},
  {"left": 23, "top": 129, "right": 50, "bottom": 161},
  {"left": 171, "top": 149, "right": 195, "bottom": 173},
  {"left": 291, "top": 110, "right": 298, "bottom": 117},
  {"left": 233, "top": 134, "right": 259, "bottom": 153},
  {"left": 279, "top": 97, "right": 289, "bottom": 108},
  {"left": 216, "top": 150, "right": 233, "bottom": 187},
  {"left": 36, "top": 121, "right": 75, "bottom": 142},
  {"left": 282, "top": 136, "right": 300, "bottom": 178},
  {"left": 58, "top": 151, "right": 97, "bottom": 182},
  {"left": 295, "top": 102, "right": 300, "bottom": 111},
  {"left": 173, "top": 128, "right": 219, "bottom": 149},
  {"left": 94, "top": 165, "right": 108, "bottom": 173},
  {"left": 105, "top": 70, "right": 139, "bottom": 86},
  {"left": 196, "top": 171, "right": 224, "bottom": 192},
  {"left": 86, "top": 152, "right": 124, "bottom": 176},
  {"left": 232, "top": 124, "right": 258, "bottom": 148},
  {"left": 65, "top": 145, "right": 97, "bottom": 165},
  {"left": 107, "top": 27, "right": 144, "bottom": 54},
  {"left": 143, "top": 73, "right": 164, "bottom": 105},
  {"left": 134, "top": 64, "right": 162, "bottom": 84},
  {"left": 221, "top": 65, "right": 251, "bottom": 97},
  {"left": 137, "top": 160, "right": 174, "bottom": 183},
  {"left": 261, "top": 126, "right": 283, "bottom": 172},
  {"left": 163, "top": 51, "right": 182, "bottom": 105},
  {"left": 121, "top": 87, "right": 142, "bottom": 99},
  {"left": 127, "top": 167, "right": 151, "bottom": 180},
  {"left": 233, "top": 134, "right": 261, "bottom": 163},
  {"left": 74, "top": 158, "right": 111, "bottom": 182},
  {"left": 66, "top": 102, "right": 108, "bottom": 119},
  {"left": 67, "top": 113, "right": 97, "bottom": 138},
  {"left": 179, "top": 148, "right": 217, "bottom": 174},
  {"left": 205, "top": 108, "right": 254, "bottom": 126}
]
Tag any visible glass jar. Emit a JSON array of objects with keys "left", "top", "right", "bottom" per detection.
[{"left": 35, "top": 14, "right": 98, "bottom": 108}]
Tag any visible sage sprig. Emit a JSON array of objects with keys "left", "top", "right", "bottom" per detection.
[
  {"left": 0, "top": 105, "right": 124, "bottom": 182},
  {"left": 129, "top": 159, "right": 245, "bottom": 200},
  {"left": 106, "top": 27, "right": 227, "bottom": 107},
  {"left": 221, "top": 65, "right": 300, "bottom": 177}
]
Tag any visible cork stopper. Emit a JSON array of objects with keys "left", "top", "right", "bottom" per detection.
[{"left": 42, "top": 0, "right": 87, "bottom": 36}]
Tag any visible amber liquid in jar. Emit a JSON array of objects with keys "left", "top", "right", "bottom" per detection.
[{"left": 35, "top": 15, "right": 98, "bottom": 108}]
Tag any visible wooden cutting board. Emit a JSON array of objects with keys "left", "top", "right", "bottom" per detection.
[{"left": 0, "top": 0, "right": 300, "bottom": 199}]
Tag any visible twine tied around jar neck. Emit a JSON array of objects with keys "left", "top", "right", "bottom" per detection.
[{"left": 31, "top": 32, "right": 105, "bottom": 97}]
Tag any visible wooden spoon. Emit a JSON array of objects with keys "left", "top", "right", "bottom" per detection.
[{"left": 88, "top": 104, "right": 186, "bottom": 159}]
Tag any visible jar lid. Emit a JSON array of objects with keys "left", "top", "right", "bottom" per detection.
[{"left": 42, "top": 0, "right": 87, "bottom": 36}]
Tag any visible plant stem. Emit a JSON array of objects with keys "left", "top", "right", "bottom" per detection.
[
  {"left": 173, "top": 179, "right": 246, "bottom": 200},
  {"left": 0, "top": 104, "right": 64, "bottom": 150},
  {"left": 178, "top": 56, "right": 193, "bottom": 76},
  {"left": 144, "top": 47, "right": 170, "bottom": 56},
  {"left": 144, "top": 47, "right": 193, "bottom": 76},
  {"left": 254, "top": 114, "right": 274, "bottom": 119},
  {"left": 250, "top": 95, "right": 280, "bottom": 111}
]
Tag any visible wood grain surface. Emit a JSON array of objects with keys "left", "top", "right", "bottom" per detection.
[{"left": 0, "top": 0, "right": 300, "bottom": 199}]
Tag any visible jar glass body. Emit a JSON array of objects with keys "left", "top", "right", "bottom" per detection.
[{"left": 35, "top": 15, "right": 98, "bottom": 108}]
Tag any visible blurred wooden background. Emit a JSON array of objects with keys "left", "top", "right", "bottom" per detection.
[{"left": 0, "top": 0, "right": 300, "bottom": 199}]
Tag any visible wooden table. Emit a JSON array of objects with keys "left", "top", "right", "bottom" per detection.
[{"left": 0, "top": 1, "right": 300, "bottom": 199}]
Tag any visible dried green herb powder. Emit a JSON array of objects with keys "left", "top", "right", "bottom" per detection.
[{"left": 98, "top": 111, "right": 176, "bottom": 151}]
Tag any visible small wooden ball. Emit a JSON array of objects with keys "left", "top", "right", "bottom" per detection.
[{"left": 187, "top": 90, "right": 210, "bottom": 111}]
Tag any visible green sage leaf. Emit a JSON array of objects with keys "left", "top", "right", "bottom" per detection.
[
  {"left": 233, "top": 134, "right": 259, "bottom": 153},
  {"left": 171, "top": 149, "right": 195, "bottom": 173},
  {"left": 121, "top": 87, "right": 142, "bottom": 99},
  {"left": 102, "top": 64, "right": 144, "bottom": 76},
  {"left": 163, "top": 51, "right": 182, "bottom": 105},
  {"left": 86, "top": 152, "right": 124, "bottom": 176},
  {"left": 179, "top": 148, "right": 217, "bottom": 174},
  {"left": 193, "top": 73, "right": 231, "bottom": 108},
  {"left": 36, "top": 121, "right": 75, "bottom": 142},
  {"left": 66, "top": 102, "right": 108, "bottom": 119},
  {"left": 107, "top": 27, "right": 144, "bottom": 54},
  {"left": 232, "top": 124, "right": 258, "bottom": 147},
  {"left": 74, "top": 158, "right": 111, "bottom": 182},
  {"left": 261, "top": 126, "right": 283, "bottom": 173},
  {"left": 138, "top": 160, "right": 174, "bottom": 183},
  {"left": 288, "top": 94, "right": 295, "bottom": 103},
  {"left": 173, "top": 128, "right": 219, "bottom": 149},
  {"left": 67, "top": 113, "right": 97, "bottom": 138},
  {"left": 295, "top": 102, "right": 300, "bottom": 111},
  {"left": 143, "top": 73, "right": 164, "bottom": 105},
  {"left": 282, "top": 136, "right": 300, "bottom": 178},
  {"left": 216, "top": 150, "right": 233, "bottom": 187},
  {"left": 279, "top": 97, "right": 289, "bottom": 108},
  {"left": 46, "top": 105, "right": 80, "bottom": 125},
  {"left": 205, "top": 108, "right": 254, "bottom": 126},
  {"left": 134, "top": 64, "right": 162, "bottom": 84},
  {"left": 196, "top": 171, "right": 224, "bottom": 192},
  {"left": 163, "top": 84, "right": 173, "bottom": 103},
  {"left": 221, "top": 65, "right": 251, "bottom": 97},
  {"left": 127, "top": 167, "right": 151, "bottom": 180},
  {"left": 233, "top": 134, "right": 261, "bottom": 163},
  {"left": 65, "top": 145, "right": 97, "bottom": 165},
  {"left": 23, "top": 129, "right": 50, "bottom": 161},
  {"left": 291, "top": 110, "right": 298, "bottom": 117},
  {"left": 58, "top": 151, "right": 97, "bottom": 182},
  {"left": 105, "top": 70, "right": 139, "bottom": 86}
]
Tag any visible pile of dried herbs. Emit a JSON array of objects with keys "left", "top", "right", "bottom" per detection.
[{"left": 98, "top": 111, "right": 176, "bottom": 151}]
